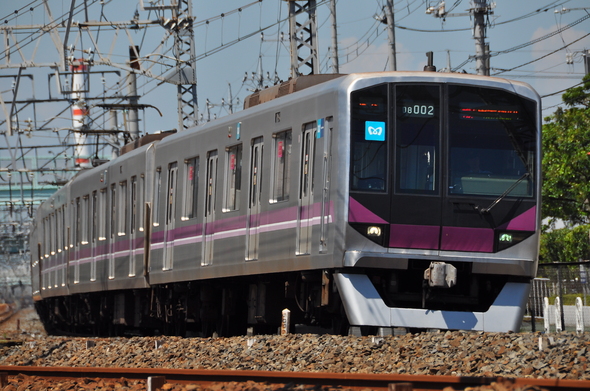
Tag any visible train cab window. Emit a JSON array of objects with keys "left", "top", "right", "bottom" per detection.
[
  {"left": 118, "top": 181, "right": 128, "bottom": 236},
  {"left": 448, "top": 85, "right": 536, "bottom": 197},
  {"left": 183, "top": 157, "right": 199, "bottom": 220},
  {"left": 395, "top": 84, "right": 440, "bottom": 194},
  {"left": 271, "top": 130, "right": 292, "bottom": 203},
  {"left": 223, "top": 144, "right": 242, "bottom": 212},
  {"left": 153, "top": 168, "right": 162, "bottom": 227},
  {"left": 350, "top": 84, "right": 388, "bottom": 192}
]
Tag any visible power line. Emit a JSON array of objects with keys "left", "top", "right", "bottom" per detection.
[{"left": 492, "top": 32, "right": 590, "bottom": 75}]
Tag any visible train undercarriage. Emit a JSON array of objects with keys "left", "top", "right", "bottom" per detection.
[{"left": 34, "top": 270, "right": 349, "bottom": 337}]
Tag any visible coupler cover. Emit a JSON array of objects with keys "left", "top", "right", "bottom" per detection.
[{"left": 424, "top": 262, "right": 457, "bottom": 288}]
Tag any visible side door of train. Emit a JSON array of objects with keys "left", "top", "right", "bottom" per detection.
[
  {"left": 297, "top": 122, "right": 317, "bottom": 255},
  {"left": 246, "top": 137, "right": 263, "bottom": 260},
  {"left": 163, "top": 162, "right": 178, "bottom": 270},
  {"left": 202, "top": 150, "right": 218, "bottom": 266}
]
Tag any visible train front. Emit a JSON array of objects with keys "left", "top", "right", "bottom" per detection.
[{"left": 336, "top": 74, "right": 541, "bottom": 332}]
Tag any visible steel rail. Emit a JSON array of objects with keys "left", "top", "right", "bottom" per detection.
[{"left": 0, "top": 366, "right": 589, "bottom": 391}]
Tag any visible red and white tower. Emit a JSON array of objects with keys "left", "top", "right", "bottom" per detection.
[{"left": 71, "top": 59, "right": 92, "bottom": 168}]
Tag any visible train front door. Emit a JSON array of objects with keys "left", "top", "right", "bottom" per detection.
[
  {"left": 297, "top": 123, "right": 317, "bottom": 255},
  {"left": 388, "top": 84, "right": 442, "bottom": 250},
  {"left": 247, "top": 137, "right": 263, "bottom": 260},
  {"left": 203, "top": 151, "right": 218, "bottom": 266}
]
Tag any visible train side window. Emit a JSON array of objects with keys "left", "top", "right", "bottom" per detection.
[
  {"left": 110, "top": 184, "right": 116, "bottom": 241},
  {"left": 131, "top": 176, "right": 137, "bottom": 234},
  {"left": 75, "top": 197, "right": 81, "bottom": 248},
  {"left": 92, "top": 191, "right": 98, "bottom": 243},
  {"left": 271, "top": 130, "right": 292, "bottom": 203},
  {"left": 166, "top": 162, "right": 178, "bottom": 225},
  {"left": 153, "top": 168, "right": 162, "bottom": 227},
  {"left": 41, "top": 219, "right": 45, "bottom": 259},
  {"left": 91, "top": 191, "right": 98, "bottom": 282},
  {"left": 223, "top": 144, "right": 242, "bottom": 212},
  {"left": 81, "top": 195, "right": 89, "bottom": 245},
  {"left": 98, "top": 189, "right": 107, "bottom": 240},
  {"left": 139, "top": 174, "right": 145, "bottom": 231},
  {"left": 119, "top": 181, "right": 128, "bottom": 236},
  {"left": 50, "top": 213, "right": 56, "bottom": 256},
  {"left": 56, "top": 208, "right": 62, "bottom": 253},
  {"left": 183, "top": 157, "right": 199, "bottom": 220}
]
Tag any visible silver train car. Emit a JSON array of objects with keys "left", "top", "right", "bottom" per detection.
[{"left": 30, "top": 71, "right": 541, "bottom": 336}]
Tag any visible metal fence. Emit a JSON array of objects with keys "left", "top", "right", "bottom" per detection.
[{"left": 526, "top": 261, "right": 590, "bottom": 330}]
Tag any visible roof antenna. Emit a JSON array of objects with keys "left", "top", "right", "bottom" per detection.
[{"left": 424, "top": 51, "right": 436, "bottom": 72}]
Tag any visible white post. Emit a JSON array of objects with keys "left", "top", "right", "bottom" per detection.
[
  {"left": 576, "top": 297, "right": 584, "bottom": 334},
  {"left": 555, "top": 296, "right": 562, "bottom": 332},
  {"left": 281, "top": 308, "right": 291, "bottom": 335},
  {"left": 543, "top": 297, "right": 550, "bottom": 333}
]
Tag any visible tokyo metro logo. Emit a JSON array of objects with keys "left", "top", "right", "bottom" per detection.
[{"left": 365, "top": 121, "right": 386, "bottom": 141}]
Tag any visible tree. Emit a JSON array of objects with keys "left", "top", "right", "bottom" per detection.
[
  {"left": 539, "top": 224, "right": 590, "bottom": 263},
  {"left": 542, "top": 74, "right": 590, "bottom": 228}
]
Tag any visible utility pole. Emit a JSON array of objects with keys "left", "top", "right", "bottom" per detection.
[
  {"left": 286, "top": 0, "right": 320, "bottom": 77},
  {"left": 384, "top": 0, "right": 397, "bottom": 71},
  {"left": 426, "top": 0, "right": 494, "bottom": 75},
  {"left": 472, "top": 0, "right": 491, "bottom": 76},
  {"left": 127, "top": 46, "right": 140, "bottom": 142},
  {"left": 329, "top": 0, "right": 339, "bottom": 73}
]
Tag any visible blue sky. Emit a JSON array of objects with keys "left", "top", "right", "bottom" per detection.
[{"left": 2, "top": 0, "right": 590, "bottom": 145}]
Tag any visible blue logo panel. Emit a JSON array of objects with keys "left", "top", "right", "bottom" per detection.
[
  {"left": 365, "top": 121, "right": 386, "bottom": 141},
  {"left": 317, "top": 118, "right": 324, "bottom": 138}
]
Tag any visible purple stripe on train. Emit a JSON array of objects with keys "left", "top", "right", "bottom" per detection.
[
  {"left": 389, "top": 224, "right": 440, "bottom": 249},
  {"left": 349, "top": 196, "right": 536, "bottom": 252}
]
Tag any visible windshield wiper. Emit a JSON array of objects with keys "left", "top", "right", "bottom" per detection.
[{"left": 476, "top": 172, "right": 531, "bottom": 214}]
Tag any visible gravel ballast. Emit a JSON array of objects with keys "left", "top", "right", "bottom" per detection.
[{"left": 1, "top": 331, "right": 589, "bottom": 380}]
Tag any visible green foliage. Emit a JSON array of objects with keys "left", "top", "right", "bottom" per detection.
[
  {"left": 562, "top": 73, "right": 590, "bottom": 108},
  {"left": 539, "top": 224, "right": 590, "bottom": 263},
  {"left": 542, "top": 74, "right": 590, "bottom": 226}
]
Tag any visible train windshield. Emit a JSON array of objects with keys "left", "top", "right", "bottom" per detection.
[
  {"left": 350, "top": 83, "right": 536, "bottom": 198},
  {"left": 350, "top": 84, "right": 388, "bottom": 192},
  {"left": 448, "top": 85, "right": 536, "bottom": 198}
]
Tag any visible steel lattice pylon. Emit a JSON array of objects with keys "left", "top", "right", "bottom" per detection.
[
  {"left": 287, "top": 0, "right": 320, "bottom": 77},
  {"left": 174, "top": 0, "right": 199, "bottom": 130},
  {"left": 150, "top": 0, "right": 199, "bottom": 130}
]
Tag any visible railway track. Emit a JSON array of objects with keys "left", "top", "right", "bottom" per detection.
[{"left": 1, "top": 366, "right": 589, "bottom": 391}]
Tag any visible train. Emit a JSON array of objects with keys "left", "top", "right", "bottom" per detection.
[{"left": 30, "top": 70, "right": 541, "bottom": 336}]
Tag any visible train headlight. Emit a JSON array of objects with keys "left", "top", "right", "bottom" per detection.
[
  {"left": 367, "top": 226, "right": 382, "bottom": 237},
  {"left": 350, "top": 223, "right": 388, "bottom": 246},
  {"left": 496, "top": 230, "right": 534, "bottom": 251}
]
